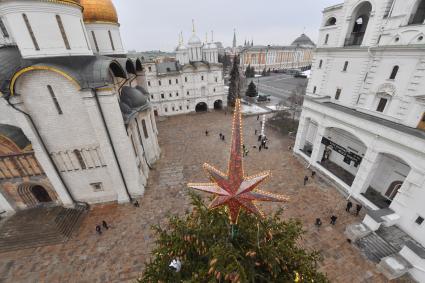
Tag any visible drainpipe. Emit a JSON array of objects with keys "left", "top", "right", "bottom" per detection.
[
  {"left": 92, "top": 88, "right": 132, "bottom": 202},
  {"left": 5, "top": 96, "right": 90, "bottom": 209}
]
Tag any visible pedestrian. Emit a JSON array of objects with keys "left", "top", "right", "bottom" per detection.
[
  {"left": 315, "top": 218, "right": 322, "bottom": 228},
  {"left": 330, "top": 215, "right": 338, "bottom": 225},
  {"left": 134, "top": 200, "right": 140, "bottom": 207},
  {"left": 219, "top": 133, "right": 222, "bottom": 139},
  {"left": 311, "top": 171, "right": 316, "bottom": 178},
  {"left": 102, "top": 220, "right": 109, "bottom": 230},
  {"left": 259, "top": 144, "right": 262, "bottom": 152},
  {"left": 257, "top": 115, "right": 259, "bottom": 120},
  {"left": 205, "top": 130, "right": 209, "bottom": 136},
  {"left": 303, "top": 175, "right": 309, "bottom": 186},
  {"left": 96, "top": 225, "right": 102, "bottom": 235},
  {"left": 288, "top": 145, "right": 292, "bottom": 151},
  {"left": 346, "top": 201, "right": 353, "bottom": 212},
  {"left": 258, "top": 135, "right": 262, "bottom": 142},
  {"left": 222, "top": 135, "right": 225, "bottom": 141},
  {"left": 255, "top": 129, "right": 258, "bottom": 135},
  {"left": 355, "top": 204, "right": 362, "bottom": 216}
]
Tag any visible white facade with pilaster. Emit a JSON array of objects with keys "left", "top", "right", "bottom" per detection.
[{"left": 295, "top": 0, "right": 425, "bottom": 280}]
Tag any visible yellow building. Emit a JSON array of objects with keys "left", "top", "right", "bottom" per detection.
[{"left": 240, "top": 34, "right": 315, "bottom": 73}]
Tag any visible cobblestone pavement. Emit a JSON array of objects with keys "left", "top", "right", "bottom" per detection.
[{"left": 0, "top": 111, "right": 394, "bottom": 282}]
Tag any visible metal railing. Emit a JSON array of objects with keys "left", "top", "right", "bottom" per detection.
[{"left": 344, "top": 32, "right": 365, "bottom": 46}]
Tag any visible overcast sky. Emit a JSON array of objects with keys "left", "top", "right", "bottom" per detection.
[{"left": 114, "top": 0, "right": 342, "bottom": 52}]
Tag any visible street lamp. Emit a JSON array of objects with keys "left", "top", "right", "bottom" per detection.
[{"left": 264, "top": 44, "right": 270, "bottom": 73}]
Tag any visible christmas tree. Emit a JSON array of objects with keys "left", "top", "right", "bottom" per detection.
[
  {"left": 245, "top": 81, "right": 258, "bottom": 97},
  {"left": 138, "top": 100, "right": 328, "bottom": 282},
  {"left": 138, "top": 193, "right": 329, "bottom": 283},
  {"left": 228, "top": 56, "right": 241, "bottom": 107}
]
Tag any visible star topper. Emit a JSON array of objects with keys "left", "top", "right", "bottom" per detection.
[{"left": 188, "top": 99, "right": 288, "bottom": 224}]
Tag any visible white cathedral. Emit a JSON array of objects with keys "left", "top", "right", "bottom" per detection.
[
  {"left": 140, "top": 24, "right": 227, "bottom": 116},
  {"left": 294, "top": 0, "right": 425, "bottom": 281},
  {"left": 0, "top": 0, "right": 160, "bottom": 214}
]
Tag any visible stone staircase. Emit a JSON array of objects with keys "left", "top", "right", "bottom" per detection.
[
  {"left": 356, "top": 232, "right": 399, "bottom": 263},
  {"left": 0, "top": 204, "right": 87, "bottom": 253}
]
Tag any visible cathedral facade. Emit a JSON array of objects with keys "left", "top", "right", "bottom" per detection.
[
  {"left": 0, "top": 0, "right": 160, "bottom": 214},
  {"left": 140, "top": 27, "right": 227, "bottom": 116},
  {"left": 294, "top": 0, "right": 425, "bottom": 280},
  {"left": 239, "top": 34, "right": 316, "bottom": 73}
]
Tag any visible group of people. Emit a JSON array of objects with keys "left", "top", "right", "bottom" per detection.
[
  {"left": 95, "top": 220, "right": 109, "bottom": 235},
  {"left": 258, "top": 135, "right": 268, "bottom": 151},
  {"left": 345, "top": 200, "right": 362, "bottom": 216}
]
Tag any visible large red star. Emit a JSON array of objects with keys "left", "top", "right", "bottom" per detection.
[{"left": 188, "top": 99, "right": 288, "bottom": 224}]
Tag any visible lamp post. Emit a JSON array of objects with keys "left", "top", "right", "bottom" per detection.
[{"left": 264, "top": 44, "right": 270, "bottom": 74}]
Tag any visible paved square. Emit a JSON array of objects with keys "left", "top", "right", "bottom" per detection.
[{"left": 0, "top": 111, "right": 392, "bottom": 282}]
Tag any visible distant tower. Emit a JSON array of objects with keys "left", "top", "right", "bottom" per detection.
[{"left": 233, "top": 29, "right": 237, "bottom": 48}]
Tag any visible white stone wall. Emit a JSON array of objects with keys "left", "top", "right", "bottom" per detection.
[
  {"left": 0, "top": 1, "right": 92, "bottom": 58},
  {"left": 295, "top": 99, "right": 425, "bottom": 249},
  {"left": 142, "top": 63, "right": 226, "bottom": 116},
  {"left": 85, "top": 23, "right": 126, "bottom": 56}
]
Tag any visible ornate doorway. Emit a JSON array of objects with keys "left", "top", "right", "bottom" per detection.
[{"left": 31, "top": 185, "right": 52, "bottom": 203}]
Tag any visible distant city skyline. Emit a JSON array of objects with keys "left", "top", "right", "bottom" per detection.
[{"left": 114, "top": 0, "right": 342, "bottom": 52}]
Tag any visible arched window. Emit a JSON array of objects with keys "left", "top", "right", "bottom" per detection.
[
  {"left": 22, "top": 14, "right": 39, "bottom": 50},
  {"left": 343, "top": 61, "right": 349, "bottom": 71},
  {"left": 324, "top": 34, "right": 329, "bottom": 44},
  {"left": 0, "top": 18, "right": 9, "bottom": 38},
  {"left": 385, "top": 181, "right": 403, "bottom": 200},
  {"left": 141, "top": 119, "right": 149, "bottom": 138},
  {"left": 345, "top": 2, "right": 372, "bottom": 46},
  {"left": 73, "top": 149, "right": 86, "bottom": 170},
  {"left": 91, "top": 31, "right": 99, "bottom": 52},
  {"left": 325, "top": 17, "right": 337, "bottom": 26},
  {"left": 409, "top": 0, "right": 425, "bottom": 25},
  {"left": 318, "top": 59, "right": 323, "bottom": 68},
  {"left": 389, "top": 65, "right": 399, "bottom": 79},
  {"left": 313, "top": 86, "right": 317, "bottom": 94},
  {"left": 108, "top": 30, "right": 115, "bottom": 51},
  {"left": 56, "top": 15, "right": 70, "bottom": 50}
]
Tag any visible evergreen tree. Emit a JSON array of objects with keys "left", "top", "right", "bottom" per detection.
[
  {"left": 228, "top": 56, "right": 240, "bottom": 107},
  {"left": 138, "top": 193, "right": 329, "bottom": 283},
  {"left": 245, "top": 81, "right": 258, "bottom": 97}
]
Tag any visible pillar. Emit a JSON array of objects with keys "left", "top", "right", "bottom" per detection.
[
  {"left": 0, "top": 191, "right": 14, "bottom": 214},
  {"left": 294, "top": 116, "right": 309, "bottom": 152},
  {"left": 309, "top": 124, "right": 326, "bottom": 164},
  {"left": 350, "top": 148, "right": 381, "bottom": 196}
]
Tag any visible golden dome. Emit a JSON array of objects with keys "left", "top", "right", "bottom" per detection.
[{"left": 80, "top": 0, "right": 118, "bottom": 24}]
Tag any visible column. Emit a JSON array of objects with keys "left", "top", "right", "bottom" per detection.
[
  {"left": 0, "top": 191, "right": 14, "bottom": 214},
  {"left": 350, "top": 148, "right": 381, "bottom": 196},
  {"left": 294, "top": 116, "right": 309, "bottom": 152},
  {"left": 309, "top": 124, "right": 326, "bottom": 164}
]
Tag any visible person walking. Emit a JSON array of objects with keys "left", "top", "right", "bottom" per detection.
[
  {"left": 96, "top": 225, "right": 102, "bottom": 235},
  {"left": 259, "top": 144, "right": 262, "bottom": 152},
  {"left": 330, "top": 215, "right": 338, "bottom": 225},
  {"left": 311, "top": 171, "right": 316, "bottom": 178},
  {"left": 219, "top": 133, "right": 222, "bottom": 139},
  {"left": 205, "top": 130, "right": 209, "bottom": 136},
  {"left": 102, "top": 220, "right": 109, "bottom": 230},
  {"left": 255, "top": 129, "right": 258, "bottom": 135},
  {"left": 346, "top": 201, "right": 353, "bottom": 212},
  {"left": 315, "top": 218, "right": 322, "bottom": 228},
  {"left": 303, "top": 175, "right": 309, "bottom": 186},
  {"left": 133, "top": 200, "right": 140, "bottom": 207},
  {"left": 355, "top": 204, "right": 362, "bottom": 216}
]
